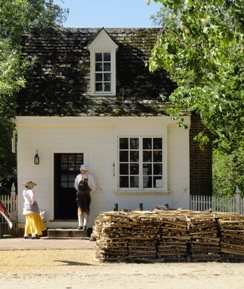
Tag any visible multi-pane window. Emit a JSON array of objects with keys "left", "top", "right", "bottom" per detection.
[
  {"left": 119, "top": 137, "right": 163, "bottom": 189},
  {"left": 95, "top": 52, "right": 111, "bottom": 93},
  {"left": 60, "top": 153, "right": 84, "bottom": 188}
]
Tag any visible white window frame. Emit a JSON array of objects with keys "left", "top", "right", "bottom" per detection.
[
  {"left": 117, "top": 136, "right": 167, "bottom": 193},
  {"left": 95, "top": 52, "right": 111, "bottom": 93},
  {"left": 90, "top": 50, "right": 116, "bottom": 95}
]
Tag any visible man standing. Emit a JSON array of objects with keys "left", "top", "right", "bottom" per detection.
[{"left": 74, "top": 164, "right": 96, "bottom": 230}]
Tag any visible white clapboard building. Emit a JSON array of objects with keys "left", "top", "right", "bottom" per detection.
[{"left": 16, "top": 28, "right": 212, "bottom": 228}]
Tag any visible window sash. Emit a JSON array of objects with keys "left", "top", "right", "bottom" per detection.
[
  {"left": 119, "top": 137, "right": 163, "bottom": 189},
  {"left": 95, "top": 52, "right": 111, "bottom": 93}
]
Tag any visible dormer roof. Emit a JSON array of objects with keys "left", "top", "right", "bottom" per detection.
[{"left": 88, "top": 28, "right": 118, "bottom": 51}]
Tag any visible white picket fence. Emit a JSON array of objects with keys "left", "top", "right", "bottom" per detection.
[
  {"left": 190, "top": 193, "right": 244, "bottom": 215},
  {"left": 0, "top": 184, "right": 18, "bottom": 237}
]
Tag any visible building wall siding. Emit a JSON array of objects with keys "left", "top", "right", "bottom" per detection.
[{"left": 17, "top": 116, "right": 190, "bottom": 226}]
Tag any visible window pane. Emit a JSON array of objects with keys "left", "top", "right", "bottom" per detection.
[
  {"left": 130, "top": 138, "right": 139, "bottom": 149},
  {"left": 95, "top": 63, "right": 103, "bottom": 71},
  {"left": 120, "top": 164, "right": 128, "bottom": 175},
  {"left": 68, "top": 174, "right": 76, "bottom": 182},
  {"left": 120, "top": 176, "right": 129, "bottom": 188},
  {"left": 130, "top": 176, "right": 139, "bottom": 188},
  {"left": 61, "top": 162, "right": 68, "bottom": 170},
  {"left": 120, "top": 138, "right": 128, "bottom": 149},
  {"left": 104, "top": 63, "right": 111, "bottom": 71},
  {"left": 153, "top": 164, "right": 162, "bottom": 175},
  {"left": 104, "top": 83, "right": 111, "bottom": 91},
  {"left": 120, "top": 151, "right": 128, "bottom": 162},
  {"left": 143, "top": 164, "right": 152, "bottom": 175},
  {"left": 69, "top": 154, "right": 75, "bottom": 162},
  {"left": 153, "top": 151, "right": 162, "bottom": 162},
  {"left": 95, "top": 73, "right": 102, "bottom": 81},
  {"left": 130, "top": 151, "right": 139, "bottom": 162},
  {"left": 68, "top": 181, "right": 74, "bottom": 188},
  {"left": 130, "top": 164, "right": 139, "bottom": 175},
  {"left": 95, "top": 83, "right": 102, "bottom": 91},
  {"left": 143, "top": 138, "right": 152, "bottom": 149},
  {"left": 75, "top": 154, "right": 84, "bottom": 166},
  {"left": 153, "top": 177, "right": 163, "bottom": 188},
  {"left": 61, "top": 174, "right": 67, "bottom": 182},
  {"left": 104, "top": 53, "right": 111, "bottom": 61},
  {"left": 143, "top": 151, "right": 152, "bottom": 162},
  {"left": 104, "top": 73, "right": 111, "bottom": 81},
  {"left": 61, "top": 174, "right": 68, "bottom": 188},
  {"left": 61, "top": 181, "right": 68, "bottom": 188},
  {"left": 153, "top": 138, "right": 162, "bottom": 149},
  {"left": 143, "top": 176, "right": 152, "bottom": 188},
  {"left": 61, "top": 154, "right": 68, "bottom": 163},
  {"left": 95, "top": 53, "right": 102, "bottom": 61}
]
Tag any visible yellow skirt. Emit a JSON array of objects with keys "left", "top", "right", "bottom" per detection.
[{"left": 24, "top": 212, "right": 46, "bottom": 236}]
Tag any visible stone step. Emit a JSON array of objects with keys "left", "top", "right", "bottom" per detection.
[{"left": 47, "top": 228, "right": 92, "bottom": 238}]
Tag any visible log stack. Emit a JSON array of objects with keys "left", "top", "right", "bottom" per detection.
[
  {"left": 156, "top": 211, "right": 189, "bottom": 261},
  {"left": 93, "top": 210, "right": 244, "bottom": 263},
  {"left": 93, "top": 211, "right": 133, "bottom": 261},
  {"left": 127, "top": 211, "right": 159, "bottom": 261},
  {"left": 217, "top": 213, "right": 244, "bottom": 262},
  {"left": 187, "top": 212, "right": 221, "bottom": 262}
]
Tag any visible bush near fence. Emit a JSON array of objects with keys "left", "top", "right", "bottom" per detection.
[{"left": 92, "top": 210, "right": 244, "bottom": 263}]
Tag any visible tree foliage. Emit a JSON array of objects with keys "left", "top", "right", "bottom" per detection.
[
  {"left": 0, "top": 0, "right": 68, "bottom": 193},
  {"left": 213, "top": 144, "right": 244, "bottom": 196},
  {"left": 0, "top": 0, "right": 67, "bottom": 43},
  {"left": 147, "top": 0, "right": 244, "bottom": 195}
]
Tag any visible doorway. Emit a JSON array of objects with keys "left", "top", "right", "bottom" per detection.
[{"left": 54, "top": 153, "right": 84, "bottom": 219}]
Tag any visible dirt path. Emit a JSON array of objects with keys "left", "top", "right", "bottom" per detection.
[{"left": 0, "top": 249, "right": 244, "bottom": 289}]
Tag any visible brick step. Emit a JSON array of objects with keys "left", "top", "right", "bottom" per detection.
[{"left": 47, "top": 228, "right": 92, "bottom": 238}]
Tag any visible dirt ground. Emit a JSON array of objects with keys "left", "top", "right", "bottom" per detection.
[{"left": 0, "top": 240, "right": 244, "bottom": 289}]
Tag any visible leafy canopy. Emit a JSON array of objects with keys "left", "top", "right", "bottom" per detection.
[
  {"left": 0, "top": 0, "right": 67, "bottom": 43},
  {"left": 0, "top": 0, "right": 68, "bottom": 101},
  {"left": 147, "top": 0, "right": 244, "bottom": 194}
]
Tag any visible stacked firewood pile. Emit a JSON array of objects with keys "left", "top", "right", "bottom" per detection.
[
  {"left": 217, "top": 212, "right": 244, "bottom": 262},
  {"left": 187, "top": 212, "right": 221, "bottom": 262},
  {"left": 127, "top": 212, "right": 159, "bottom": 261},
  {"left": 157, "top": 211, "right": 189, "bottom": 261},
  {"left": 92, "top": 210, "right": 244, "bottom": 262},
  {"left": 93, "top": 211, "right": 134, "bottom": 261}
]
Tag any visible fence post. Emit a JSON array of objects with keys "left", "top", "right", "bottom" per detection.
[
  {"left": 11, "top": 182, "right": 16, "bottom": 198},
  {"left": 235, "top": 186, "right": 241, "bottom": 214}
]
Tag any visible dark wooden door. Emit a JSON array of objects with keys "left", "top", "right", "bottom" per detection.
[{"left": 54, "top": 153, "right": 84, "bottom": 219}]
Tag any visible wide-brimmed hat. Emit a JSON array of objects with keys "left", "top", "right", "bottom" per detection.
[{"left": 23, "top": 180, "right": 37, "bottom": 186}]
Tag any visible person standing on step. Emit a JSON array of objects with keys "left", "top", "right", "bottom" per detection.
[
  {"left": 22, "top": 181, "right": 46, "bottom": 239},
  {"left": 74, "top": 164, "right": 96, "bottom": 231}
]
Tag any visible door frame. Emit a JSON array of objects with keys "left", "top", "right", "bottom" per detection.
[{"left": 49, "top": 149, "right": 88, "bottom": 220}]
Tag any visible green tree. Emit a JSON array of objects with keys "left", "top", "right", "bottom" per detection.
[
  {"left": 0, "top": 0, "right": 67, "bottom": 43},
  {"left": 0, "top": 0, "right": 68, "bottom": 193},
  {"left": 147, "top": 0, "right": 244, "bottom": 195}
]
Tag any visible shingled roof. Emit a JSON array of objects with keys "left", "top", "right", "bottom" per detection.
[{"left": 17, "top": 28, "right": 176, "bottom": 116}]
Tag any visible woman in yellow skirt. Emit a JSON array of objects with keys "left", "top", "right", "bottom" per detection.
[{"left": 23, "top": 181, "right": 46, "bottom": 239}]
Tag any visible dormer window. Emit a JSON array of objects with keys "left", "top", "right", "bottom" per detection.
[
  {"left": 95, "top": 52, "right": 111, "bottom": 93},
  {"left": 88, "top": 29, "right": 118, "bottom": 96}
]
